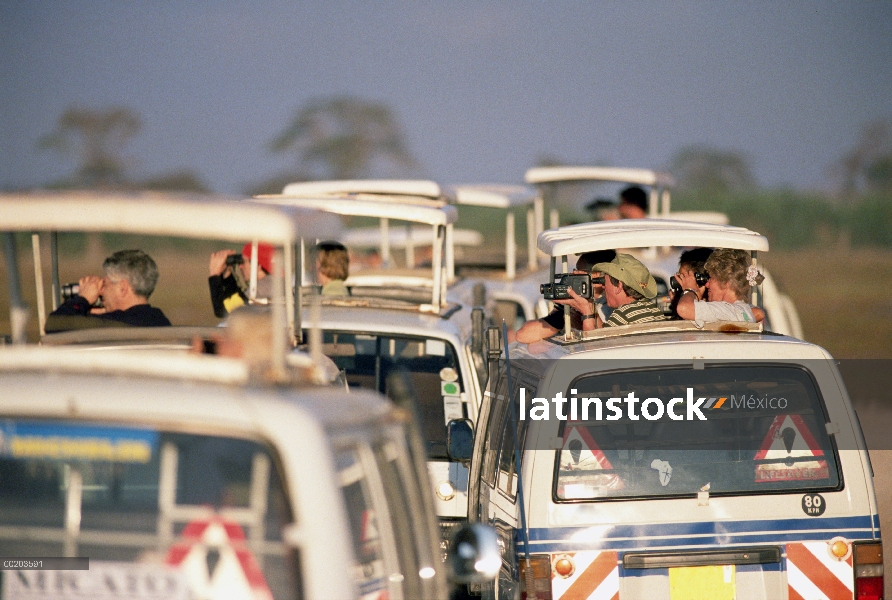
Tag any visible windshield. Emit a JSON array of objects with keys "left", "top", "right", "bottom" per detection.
[
  {"left": 318, "top": 331, "right": 464, "bottom": 460},
  {"left": 554, "top": 365, "right": 841, "bottom": 501},
  {"left": 0, "top": 419, "right": 297, "bottom": 599}
]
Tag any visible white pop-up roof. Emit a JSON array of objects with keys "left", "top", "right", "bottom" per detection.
[
  {"left": 257, "top": 194, "right": 457, "bottom": 226},
  {"left": 0, "top": 190, "right": 341, "bottom": 345},
  {"left": 451, "top": 184, "right": 538, "bottom": 208},
  {"left": 257, "top": 182, "right": 462, "bottom": 309},
  {"left": 281, "top": 179, "right": 443, "bottom": 200},
  {"left": 525, "top": 166, "right": 675, "bottom": 188},
  {"left": 537, "top": 218, "right": 769, "bottom": 257},
  {"left": 0, "top": 190, "right": 338, "bottom": 245},
  {"left": 525, "top": 165, "right": 676, "bottom": 217},
  {"left": 536, "top": 218, "right": 769, "bottom": 342}
]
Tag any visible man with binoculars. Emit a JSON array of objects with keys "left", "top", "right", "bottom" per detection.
[
  {"left": 47, "top": 249, "right": 171, "bottom": 331},
  {"left": 208, "top": 242, "right": 274, "bottom": 318}
]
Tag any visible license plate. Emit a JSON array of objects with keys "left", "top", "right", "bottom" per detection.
[{"left": 669, "top": 564, "right": 735, "bottom": 600}]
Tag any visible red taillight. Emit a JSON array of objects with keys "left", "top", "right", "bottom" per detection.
[
  {"left": 518, "top": 555, "right": 553, "bottom": 600},
  {"left": 854, "top": 541, "right": 884, "bottom": 600},
  {"left": 855, "top": 576, "right": 883, "bottom": 600}
]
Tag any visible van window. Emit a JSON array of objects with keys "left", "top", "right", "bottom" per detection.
[
  {"left": 336, "top": 445, "right": 388, "bottom": 597},
  {"left": 0, "top": 420, "right": 298, "bottom": 599},
  {"left": 479, "top": 371, "right": 531, "bottom": 500},
  {"left": 554, "top": 365, "right": 841, "bottom": 501},
  {"left": 318, "top": 331, "right": 463, "bottom": 459},
  {"left": 337, "top": 436, "right": 435, "bottom": 600}
]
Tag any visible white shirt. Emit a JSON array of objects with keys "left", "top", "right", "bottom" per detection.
[{"left": 693, "top": 300, "right": 756, "bottom": 327}]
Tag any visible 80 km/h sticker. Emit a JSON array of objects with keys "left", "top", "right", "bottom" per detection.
[{"left": 802, "top": 493, "right": 826, "bottom": 516}]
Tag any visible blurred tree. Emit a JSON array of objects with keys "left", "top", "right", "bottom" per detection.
[
  {"left": 38, "top": 106, "right": 142, "bottom": 187},
  {"left": 831, "top": 119, "right": 892, "bottom": 197},
  {"left": 269, "top": 96, "right": 419, "bottom": 180},
  {"left": 669, "top": 145, "right": 755, "bottom": 193},
  {"left": 139, "top": 170, "right": 210, "bottom": 193},
  {"left": 865, "top": 155, "right": 892, "bottom": 191}
]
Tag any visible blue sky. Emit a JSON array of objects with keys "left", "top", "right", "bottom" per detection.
[{"left": 2, "top": 1, "right": 891, "bottom": 194}]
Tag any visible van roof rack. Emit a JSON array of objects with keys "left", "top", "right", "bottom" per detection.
[
  {"left": 537, "top": 218, "right": 769, "bottom": 342},
  {"left": 538, "top": 218, "right": 769, "bottom": 256},
  {"left": 0, "top": 189, "right": 335, "bottom": 245},
  {"left": 281, "top": 179, "right": 443, "bottom": 200},
  {"left": 256, "top": 182, "right": 460, "bottom": 309},
  {"left": 526, "top": 165, "right": 675, "bottom": 217},
  {"left": 0, "top": 190, "right": 341, "bottom": 349},
  {"left": 525, "top": 166, "right": 675, "bottom": 188}
]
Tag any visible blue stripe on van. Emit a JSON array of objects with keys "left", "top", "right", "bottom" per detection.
[{"left": 519, "top": 515, "right": 878, "bottom": 553}]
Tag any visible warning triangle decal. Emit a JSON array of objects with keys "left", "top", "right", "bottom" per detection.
[
  {"left": 754, "top": 414, "right": 829, "bottom": 483},
  {"left": 165, "top": 516, "right": 273, "bottom": 600},
  {"left": 561, "top": 426, "right": 613, "bottom": 471},
  {"left": 559, "top": 426, "right": 624, "bottom": 495}
]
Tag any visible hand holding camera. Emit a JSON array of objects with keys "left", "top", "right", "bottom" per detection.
[
  {"left": 209, "top": 249, "right": 240, "bottom": 277},
  {"left": 540, "top": 273, "right": 593, "bottom": 300}
]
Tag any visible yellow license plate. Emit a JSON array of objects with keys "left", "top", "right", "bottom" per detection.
[{"left": 669, "top": 564, "right": 735, "bottom": 600}]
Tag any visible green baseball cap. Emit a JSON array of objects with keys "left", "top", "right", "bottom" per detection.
[{"left": 594, "top": 253, "right": 658, "bottom": 300}]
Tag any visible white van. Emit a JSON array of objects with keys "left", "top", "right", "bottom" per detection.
[
  {"left": 454, "top": 220, "right": 882, "bottom": 600},
  {"left": 256, "top": 183, "right": 489, "bottom": 542},
  {"left": 0, "top": 346, "right": 498, "bottom": 600}
]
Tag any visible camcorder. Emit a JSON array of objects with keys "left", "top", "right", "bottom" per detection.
[
  {"left": 60, "top": 283, "right": 104, "bottom": 308},
  {"left": 669, "top": 271, "right": 710, "bottom": 293},
  {"left": 540, "top": 273, "right": 592, "bottom": 300}
]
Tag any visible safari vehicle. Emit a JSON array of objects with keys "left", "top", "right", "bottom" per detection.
[
  {"left": 0, "top": 190, "right": 338, "bottom": 349},
  {"left": 525, "top": 166, "right": 804, "bottom": 339},
  {"left": 448, "top": 184, "right": 550, "bottom": 329},
  {"left": 453, "top": 220, "right": 882, "bottom": 600},
  {"left": 0, "top": 346, "right": 500, "bottom": 600},
  {"left": 256, "top": 182, "right": 491, "bottom": 543}
]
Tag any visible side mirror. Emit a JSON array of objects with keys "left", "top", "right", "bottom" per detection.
[
  {"left": 448, "top": 523, "right": 501, "bottom": 584},
  {"left": 446, "top": 418, "right": 474, "bottom": 463}
]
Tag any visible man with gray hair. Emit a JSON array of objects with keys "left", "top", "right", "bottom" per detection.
[{"left": 48, "top": 249, "right": 171, "bottom": 329}]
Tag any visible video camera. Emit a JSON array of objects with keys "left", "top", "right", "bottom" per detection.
[
  {"left": 540, "top": 273, "right": 592, "bottom": 301},
  {"left": 669, "top": 271, "right": 709, "bottom": 294}
]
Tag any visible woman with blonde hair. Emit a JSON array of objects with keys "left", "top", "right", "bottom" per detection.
[{"left": 674, "top": 248, "right": 765, "bottom": 326}]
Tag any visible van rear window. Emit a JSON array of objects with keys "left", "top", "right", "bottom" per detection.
[
  {"left": 0, "top": 420, "right": 298, "bottom": 599},
  {"left": 554, "top": 365, "right": 841, "bottom": 501}
]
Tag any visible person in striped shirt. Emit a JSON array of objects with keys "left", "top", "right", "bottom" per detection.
[{"left": 593, "top": 253, "right": 666, "bottom": 327}]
